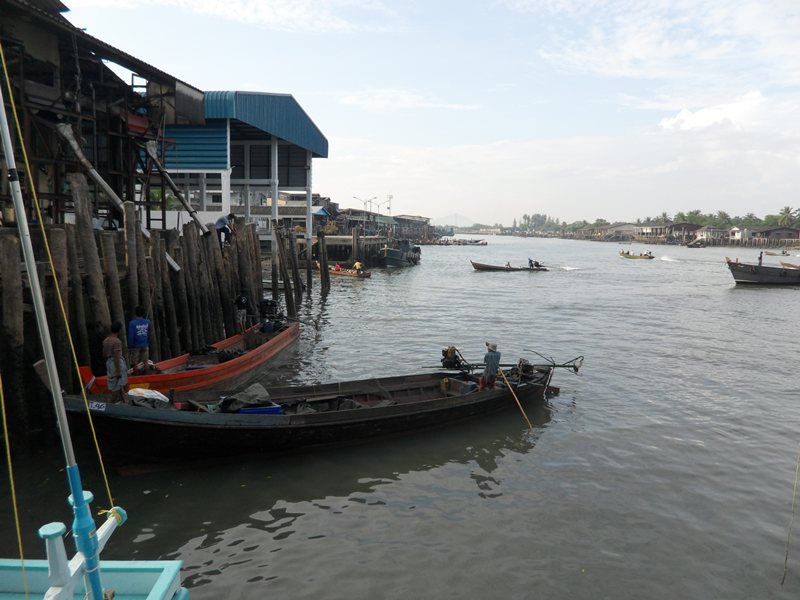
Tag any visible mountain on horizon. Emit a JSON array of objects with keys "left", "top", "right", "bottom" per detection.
[{"left": 430, "top": 213, "right": 477, "bottom": 227}]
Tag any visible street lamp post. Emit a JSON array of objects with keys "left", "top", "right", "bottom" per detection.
[
  {"left": 353, "top": 195, "right": 376, "bottom": 234},
  {"left": 372, "top": 197, "right": 391, "bottom": 235}
]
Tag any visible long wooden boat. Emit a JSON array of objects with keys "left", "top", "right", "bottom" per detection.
[
  {"left": 725, "top": 257, "right": 800, "bottom": 285},
  {"left": 764, "top": 250, "right": 790, "bottom": 256},
  {"left": 63, "top": 355, "right": 583, "bottom": 463},
  {"left": 79, "top": 322, "right": 300, "bottom": 394},
  {"left": 619, "top": 251, "right": 655, "bottom": 259},
  {"left": 780, "top": 261, "right": 800, "bottom": 269},
  {"left": 470, "top": 260, "right": 549, "bottom": 272}
]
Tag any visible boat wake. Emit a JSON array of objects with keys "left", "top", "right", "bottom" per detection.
[
  {"left": 659, "top": 256, "right": 678, "bottom": 262},
  {"left": 560, "top": 266, "right": 580, "bottom": 271}
]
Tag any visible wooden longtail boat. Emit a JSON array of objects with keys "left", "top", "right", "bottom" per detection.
[
  {"left": 79, "top": 322, "right": 300, "bottom": 394},
  {"left": 64, "top": 354, "right": 583, "bottom": 463},
  {"left": 619, "top": 251, "right": 655, "bottom": 259},
  {"left": 725, "top": 257, "right": 800, "bottom": 285},
  {"left": 470, "top": 260, "right": 549, "bottom": 272}
]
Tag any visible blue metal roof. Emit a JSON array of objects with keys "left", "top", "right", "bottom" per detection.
[
  {"left": 163, "top": 122, "right": 228, "bottom": 170},
  {"left": 205, "top": 91, "right": 328, "bottom": 158}
]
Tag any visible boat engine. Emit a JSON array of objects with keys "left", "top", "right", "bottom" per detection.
[
  {"left": 516, "top": 358, "right": 534, "bottom": 376},
  {"left": 259, "top": 298, "right": 278, "bottom": 320},
  {"left": 441, "top": 346, "right": 463, "bottom": 369}
]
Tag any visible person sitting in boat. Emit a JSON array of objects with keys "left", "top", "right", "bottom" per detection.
[
  {"left": 480, "top": 342, "right": 501, "bottom": 390},
  {"left": 353, "top": 260, "right": 363, "bottom": 273},
  {"left": 334, "top": 263, "right": 341, "bottom": 271}
]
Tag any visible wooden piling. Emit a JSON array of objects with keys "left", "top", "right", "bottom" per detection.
[
  {"left": 181, "top": 223, "right": 203, "bottom": 350},
  {"left": 0, "top": 235, "right": 28, "bottom": 449},
  {"left": 288, "top": 227, "right": 304, "bottom": 303},
  {"left": 305, "top": 233, "right": 313, "bottom": 293},
  {"left": 135, "top": 224, "right": 155, "bottom": 358},
  {"left": 150, "top": 232, "right": 166, "bottom": 360},
  {"left": 65, "top": 224, "right": 90, "bottom": 365},
  {"left": 318, "top": 230, "right": 330, "bottom": 294},
  {"left": 274, "top": 227, "right": 296, "bottom": 317},
  {"left": 161, "top": 231, "right": 181, "bottom": 357},
  {"left": 100, "top": 233, "right": 127, "bottom": 347},
  {"left": 124, "top": 201, "right": 139, "bottom": 313},
  {"left": 69, "top": 173, "right": 111, "bottom": 369},
  {"left": 233, "top": 225, "right": 255, "bottom": 325},
  {"left": 170, "top": 244, "right": 193, "bottom": 352},
  {"left": 48, "top": 227, "right": 72, "bottom": 392},
  {"left": 204, "top": 231, "right": 228, "bottom": 339}
]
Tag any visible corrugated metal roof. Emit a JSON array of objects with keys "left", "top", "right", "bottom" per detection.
[
  {"left": 163, "top": 122, "right": 228, "bottom": 170},
  {"left": 205, "top": 91, "right": 328, "bottom": 158}
]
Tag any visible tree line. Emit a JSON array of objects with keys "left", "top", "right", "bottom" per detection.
[{"left": 503, "top": 207, "right": 800, "bottom": 234}]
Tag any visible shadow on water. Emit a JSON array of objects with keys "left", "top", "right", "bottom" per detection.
[{"left": 0, "top": 402, "right": 552, "bottom": 559}]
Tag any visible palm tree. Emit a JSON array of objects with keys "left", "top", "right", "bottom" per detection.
[{"left": 778, "top": 206, "right": 793, "bottom": 226}]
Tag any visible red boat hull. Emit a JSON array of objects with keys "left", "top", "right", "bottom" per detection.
[{"left": 80, "top": 323, "right": 300, "bottom": 394}]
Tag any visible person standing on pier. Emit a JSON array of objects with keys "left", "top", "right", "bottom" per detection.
[
  {"left": 127, "top": 306, "right": 151, "bottom": 374},
  {"left": 480, "top": 342, "right": 501, "bottom": 390},
  {"left": 103, "top": 321, "right": 128, "bottom": 404}
]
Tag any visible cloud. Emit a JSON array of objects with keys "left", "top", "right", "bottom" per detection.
[
  {"left": 315, "top": 122, "right": 800, "bottom": 224},
  {"left": 501, "top": 0, "right": 800, "bottom": 87},
  {"left": 66, "top": 0, "right": 397, "bottom": 33},
  {"left": 659, "top": 91, "right": 764, "bottom": 131},
  {"left": 338, "top": 88, "right": 479, "bottom": 111}
]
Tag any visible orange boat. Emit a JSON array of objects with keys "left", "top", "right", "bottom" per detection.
[{"left": 80, "top": 322, "right": 300, "bottom": 394}]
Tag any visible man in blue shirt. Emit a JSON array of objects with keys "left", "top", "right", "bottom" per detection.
[
  {"left": 480, "top": 342, "right": 501, "bottom": 390},
  {"left": 215, "top": 213, "right": 235, "bottom": 249},
  {"left": 127, "top": 306, "right": 152, "bottom": 374}
]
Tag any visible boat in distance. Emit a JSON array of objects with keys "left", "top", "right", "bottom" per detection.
[
  {"left": 619, "top": 251, "right": 655, "bottom": 259},
  {"left": 63, "top": 353, "right": 583, "bottom": 463},
  {"left": 725, "top": 257, "right": 800, "bottom": 285},
  {"left": 315, "top": 261, "right": 371, "bottom": 278},
  {"left": 379, "top": 239, "right": 421, "bottom": 267},
  {"left": 329, "top": 267, "right": 371, "bottom": 278},
  {"left": 470, "top": 260, "right": 549, "bottom": 272},
  {"left": 79, "top": 322, "right": 300, "bottom": 394}
]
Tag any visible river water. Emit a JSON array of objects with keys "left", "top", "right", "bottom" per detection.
[{"left": 3, "top": 237, "right": 800, "bottom": 599}]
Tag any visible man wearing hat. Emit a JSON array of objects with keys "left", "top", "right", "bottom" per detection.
[{"left": 480, "top": 342, "right": 501, "bottom": 390}]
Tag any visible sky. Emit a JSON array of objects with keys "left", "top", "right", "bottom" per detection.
[{"left": 63, "top": 0, "right": 800, "bottom": 226}]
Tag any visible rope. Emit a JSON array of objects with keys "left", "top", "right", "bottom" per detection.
[
  {"left": 0, "top": 39, "right": 114, "bottom": 509},
  {"left": 0, "top": 373, "right": 29, "bottom": 598},
  {"left": 782, "top": 443, "right": 800, "bottom": 585}
]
